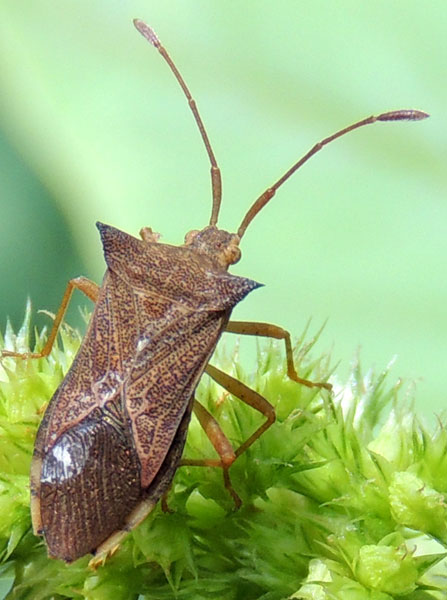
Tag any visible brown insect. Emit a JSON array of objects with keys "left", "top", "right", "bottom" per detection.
[{"left": 1, "top": 19, "right": 428, "bottom": 566}]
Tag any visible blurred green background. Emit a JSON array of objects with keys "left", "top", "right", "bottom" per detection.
[{"left": 0, "top": 1, "right": 445, "bottom": 413}]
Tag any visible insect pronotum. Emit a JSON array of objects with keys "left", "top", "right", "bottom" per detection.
[{"left": 1, "top": 20, "right": 428, "bottom": 566}]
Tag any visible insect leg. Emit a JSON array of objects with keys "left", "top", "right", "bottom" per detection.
[
  {"left": 180, "top": 397, "right": 241, "bottom": 507},
  {"left": 1, "top": 276, "right": 99, "bottom": 360},
  {"left": 181, "top": 364, "right": 277, "bottom": 506},
  {"left": 205, "top": 364, "right": 276, "bottom": 460},
  {"left": 89, "top": 495, "right": 158, "bottom": 569},
  {"left": 225, "top": 321, "right": 332, "bottom": 390}
]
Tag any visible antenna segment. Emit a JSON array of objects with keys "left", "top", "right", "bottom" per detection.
[
  {"left": 236, "top": 109, "right": 429, "bottom": 239},
  {"left": 134, "top": 19, "right": 222, "bottom": 227},
  {"left": 134, "top": 20, "right": 428, "bottom": 240}
]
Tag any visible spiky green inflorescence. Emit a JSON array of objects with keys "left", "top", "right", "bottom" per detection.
[{"left": 0, "top": 304, "right": 447, "bottom": 599}]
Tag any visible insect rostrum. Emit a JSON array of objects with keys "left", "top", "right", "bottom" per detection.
[{"left": 0, "top": 19, "right": 428, "bottom": 566}]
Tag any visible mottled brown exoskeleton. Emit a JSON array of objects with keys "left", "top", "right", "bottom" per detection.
[{"left": 0, "top": 19, "right": 428, "bottom": 566}]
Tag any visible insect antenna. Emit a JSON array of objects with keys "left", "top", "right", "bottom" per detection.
[
  {"left": 237, "top": 109, "right": 429, "bottom": 239},
  {"left": 134, "top": 19, "right": 222, "bottom": 227}
]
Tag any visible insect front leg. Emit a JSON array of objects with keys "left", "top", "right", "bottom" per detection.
[
  {"left": 1, "top": 276, "right": 99, "bottom": 360},
  {"left": 180, "top": 364, "right": 276, "bottom": 507},
  {"left": 225, "top": 321, "right": 332, "bottom": 391}
]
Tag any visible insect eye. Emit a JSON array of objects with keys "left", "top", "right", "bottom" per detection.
[{"left": 224, "top": 244, "right": 241, "bottom": 266}]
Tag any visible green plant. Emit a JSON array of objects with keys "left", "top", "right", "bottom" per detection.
[{"left": 0, "top": 305, "right": 446, "bottom": 599}]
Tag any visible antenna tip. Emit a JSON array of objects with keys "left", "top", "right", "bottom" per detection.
[
  {"left": 378, "top": 109, "right": 430, "bottom": 122},
  {"left": 133, "top": 19, "right": 160, "bottom": 47}
]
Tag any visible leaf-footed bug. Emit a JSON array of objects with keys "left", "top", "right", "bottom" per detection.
[{"left": 0, "top": 19, "right": 428, "bottom": 566}]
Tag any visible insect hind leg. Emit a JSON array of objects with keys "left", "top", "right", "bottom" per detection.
[
  {"left": 180, "top": 397, "right": 241, "bottom": 508},
  {"left": 180, "top": 363, "right": 277, "bottom": 507}
]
